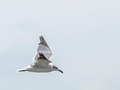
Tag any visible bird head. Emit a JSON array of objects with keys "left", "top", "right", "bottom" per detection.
[{"left": 53, "top": 65, "right": 63, "bottom": 74}]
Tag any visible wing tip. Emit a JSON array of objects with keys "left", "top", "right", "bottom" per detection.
[
  {"left": 38, "top": 35, "right": 49, "bottom": 47},
  {"left": 39, "top": 35, "right": 44, "bottom": 40}
]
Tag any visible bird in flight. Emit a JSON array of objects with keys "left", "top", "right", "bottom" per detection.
[{"left": 18, "top": 36, "right": 63, "bottom": 73}]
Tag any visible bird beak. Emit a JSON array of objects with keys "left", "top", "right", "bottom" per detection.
[{"left": 58, "top": 70, "right": 63, "bottom": 73}]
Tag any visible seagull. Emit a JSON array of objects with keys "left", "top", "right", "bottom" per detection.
[{"left": 17, "top": 36, "right": 63, "bottom": 73}]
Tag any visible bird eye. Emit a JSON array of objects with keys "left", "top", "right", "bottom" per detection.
[{"left": 53, "top": 66, "right": 58, "bottom": 69}]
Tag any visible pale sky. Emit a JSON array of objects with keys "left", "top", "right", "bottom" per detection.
[{"left": 0, "top": 0, "right": 120, "bottom": 90}]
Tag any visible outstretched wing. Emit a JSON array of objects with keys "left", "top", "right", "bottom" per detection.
[
  {"left": 36, "top": 36, "right": 52, "bottom": 60},
  {"left": 33, "top": 36, "right": 52, "bottom": 67}
]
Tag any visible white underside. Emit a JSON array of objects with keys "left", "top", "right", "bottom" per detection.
[
  {"left": 27, "top": 67, "right": 52, "bottom": 72},
  {"left": 18, "top": 64, "right": 53, "bottom": 73}
]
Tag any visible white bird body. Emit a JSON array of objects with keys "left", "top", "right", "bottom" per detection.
[
  {"left": 18, "top": 36, "right": 63, "bottom": 73},
  {"left": 19, "top": 63, "right": 52, "bottom": 73}
]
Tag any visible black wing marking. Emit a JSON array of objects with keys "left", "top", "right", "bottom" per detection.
[{"left": 38, "top": 53, "right": 48, "bottom": 60}]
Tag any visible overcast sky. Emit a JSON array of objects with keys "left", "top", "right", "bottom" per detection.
[{"left": 0, "top": 0, "right": 120, "bottom": 90}]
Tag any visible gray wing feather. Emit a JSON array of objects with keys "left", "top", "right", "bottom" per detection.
[
  {"left": 32, "top": 36, "right": 52, "bottom": 67},
  {"left": 36, "top": 36, "right": 52, "bottom": 59}
]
